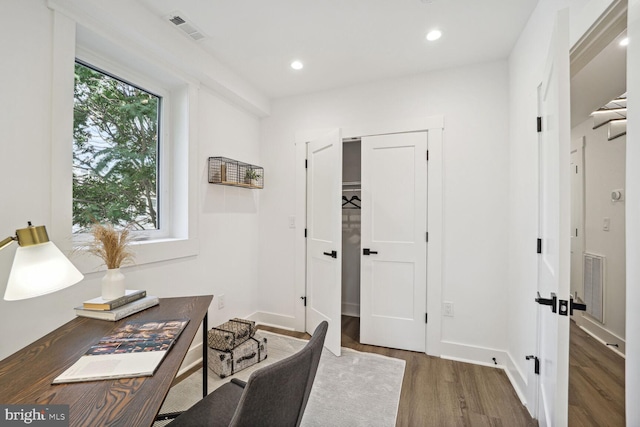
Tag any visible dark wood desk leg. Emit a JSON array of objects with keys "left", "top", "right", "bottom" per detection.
[{"left": 202, "top": 311, "right": 208, "bottom": 398}]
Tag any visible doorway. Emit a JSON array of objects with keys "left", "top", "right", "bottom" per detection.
[
  {"left": 569, "top": 6, "right": 627, "bottom": 424},
  {"left": 340, "top": 133, "right": 428, "bottom": 353},
  {"left": 294, "top": 116, "right": 445, "bottom": 357}
]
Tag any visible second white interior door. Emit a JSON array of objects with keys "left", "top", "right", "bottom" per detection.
[{"left": 360, "top": 132, "right": 428, "bottom": 352}]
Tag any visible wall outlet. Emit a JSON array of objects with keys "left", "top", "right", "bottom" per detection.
[
  {"left": 288, "top": 215, "right": 296, "bottom": 229},
  {"left": 218, "top": 294, "right": 225, "bottom": 309},
  {"left": 443, "top": 302, "right": 454, "bottom": 317}
]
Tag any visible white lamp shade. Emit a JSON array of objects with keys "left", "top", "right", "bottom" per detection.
[{"left": 4, "top": 242, "right": 84, "bottom": 301}]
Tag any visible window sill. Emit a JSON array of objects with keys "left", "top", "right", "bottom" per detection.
[{"left": 72, "top": 237, "right": 199, "bottom": 275}]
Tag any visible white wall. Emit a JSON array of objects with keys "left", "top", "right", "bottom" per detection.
[
  {"left": 258, "top": 60, "right": 511, "bottom": 358},
  {"left": 572, "top": 119, "right": 626, "bottom": 346},
  {"left": 0, "top": 1, "right": 262, "bottom": 361}
]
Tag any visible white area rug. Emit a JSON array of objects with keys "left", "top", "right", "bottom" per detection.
[{"left": 156, "top": 330, "right": 405, "bottom": 427}]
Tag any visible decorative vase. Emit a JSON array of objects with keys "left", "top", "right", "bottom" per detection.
[{"left": 101, "top": 268, "right": 125, "bottom": 300}]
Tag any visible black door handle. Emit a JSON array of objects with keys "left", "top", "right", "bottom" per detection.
[
  {"left": 570, "top": 297, "right": 586, "bottom": 315},
  {"left": 363, "top": 248, "right": 378, "bottom": 256},
  {"left": 535, "top": 292, "right": 557, "bottom": 313},
  {"left": 323, "top": 250, "right": 337, "bottom": 258}
]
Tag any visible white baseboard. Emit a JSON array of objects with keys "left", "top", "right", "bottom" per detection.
[
  {"left": 503, "top": 351, "right": 532, "bottom": 414},
  {"left": 440, "top": 340, "right": 508, "bottom": 368},
  {"left": 441, "top": 340, "right": 532, "bottom": 412},
  {"left": 576, "top": 315, "right": 626, "bottom": 357},
  {"left": 246, "top": 311, "right": 298, "bottom": 331}
]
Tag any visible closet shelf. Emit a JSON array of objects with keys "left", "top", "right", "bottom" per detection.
[
  {"left": 343, "top": 181, "right": 361, "bottom": 191},
  {"left": 208, "top": 157, "right": 264, "bottom": 189}
]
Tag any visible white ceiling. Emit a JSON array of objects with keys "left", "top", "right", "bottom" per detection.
[{"left": 138, "top": 0, "right": 539, "bottom": 99}]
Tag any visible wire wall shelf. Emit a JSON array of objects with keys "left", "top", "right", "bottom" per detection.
[{"left": 208, "top": 157, "right": 264, "bottom": 189}]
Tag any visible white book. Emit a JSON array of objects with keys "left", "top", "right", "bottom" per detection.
[
  {"left": 74, "top": 296, "right": 160, "bottom": 321},
  {"left": 53, "top": 318, "right": 189, "bottom": 384},
  {"left": 52, "top": 351, "right": 167, "bottom": 383}
]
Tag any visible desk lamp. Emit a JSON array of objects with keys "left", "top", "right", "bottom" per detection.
[{"left": 1, "top": 222, "right": 84, "bottom": 300}]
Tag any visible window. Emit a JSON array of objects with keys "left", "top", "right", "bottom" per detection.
[
  {"left": 50, "top": 21, "right": 198, "bottom": 271},
  {"left": 73, "top": 61, "right": 160, "bottom": 232}
]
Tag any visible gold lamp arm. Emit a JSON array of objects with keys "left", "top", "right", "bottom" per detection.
[{"left": 0, "top": 236, "right": 16, "bottom": 251}]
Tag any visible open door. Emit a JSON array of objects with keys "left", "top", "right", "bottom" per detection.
[
  {"left": 535, "top": 9, "right": 571, "bottom": 426},
  {"left": 360, "top": 132, "right": 427, "bottom": 352},
  {"left": 306, "top": 129, "right": 342, "bottom": 356}
]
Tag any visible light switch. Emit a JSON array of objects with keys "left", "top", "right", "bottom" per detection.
[
  {"left": 603, "top": 217, "right": 610, "bottom": 232},
  {"left": 288, "top": 216, "right": 296, "bottom": 229}
]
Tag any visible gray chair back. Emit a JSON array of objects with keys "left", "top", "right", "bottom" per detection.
[{"left": 229, "top": 321, "right": 328, "bottom": 427}]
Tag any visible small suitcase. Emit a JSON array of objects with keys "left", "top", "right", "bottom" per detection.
[
  {"left": 208, "top": 336, "right": 268, "bottom": 379},
  {"left": 207, "top": 318, "right": 256, "bottom": 351}
]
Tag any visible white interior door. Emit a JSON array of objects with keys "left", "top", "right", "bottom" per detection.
[
  {"left": 360, "top": 132, "right": 427, "bottom": 352},
  {"left": 306, "top": 129, "right": 342, "bottom": 356},
  {"left": 535, "top": 9, "right": 571, "bottom": 426},
  {"left": 570, "top": 141, "right": 585, "bottom": 301}
]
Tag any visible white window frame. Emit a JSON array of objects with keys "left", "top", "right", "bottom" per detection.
[
  {"left": 72, "top": 56, "right": 170, "bottom": 239},
  {"left": 50, "top": 16, "right": 199, "bottom": 274}
]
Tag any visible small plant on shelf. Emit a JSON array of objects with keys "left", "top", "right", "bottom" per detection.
[
  {"left": 245, "top": 169, "right": 261, "bottom": 181},
  {"left": 245, "top": 168, "right": 261, "bottom": 186}
]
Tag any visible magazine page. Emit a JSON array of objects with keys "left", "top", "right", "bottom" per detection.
[{"left": 53, "top": 318, "right": 189, "bottom": 384}]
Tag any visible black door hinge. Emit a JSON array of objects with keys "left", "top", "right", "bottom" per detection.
[
  {"left": 304, "top": 228, "right": 307, "bottom": 238},
  {"left": 305, "top": 159, "right": 308, "bottom": 168},
  {"left": 426, "top": 232, "right": 429, "bottom": 242},
  {"left": 425, "top": 313, "right": 428, "bottom": 324},
  {"left": 300, "top": 296, "right": 307, "bottom": 307},
  {"left": 537, "top": 238, "right": 542, "bottom": 254},
  {"left": 537, "top": 116, "right": 542, "bottom": 133},
  {"left": 526, "top": 355, "right": 540, "bottom": 375},
  {"left": 426, "top": 150, "right": 429, "bottom": 161}
]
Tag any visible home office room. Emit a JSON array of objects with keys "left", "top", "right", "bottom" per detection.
[{"left": 1, "top": 0, "right": 639, "bottom": 426}]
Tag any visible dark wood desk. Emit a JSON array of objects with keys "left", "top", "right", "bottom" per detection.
[{"left": 0, "top": 295, "right": 212, "bottom": 427}]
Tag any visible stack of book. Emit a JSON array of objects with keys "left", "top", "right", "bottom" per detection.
[{"left": 74, "top": 290, "right": 159, "bottom": 321}]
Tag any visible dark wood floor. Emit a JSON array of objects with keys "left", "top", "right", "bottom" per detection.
[
  {"left": 568, "top": 320, "right": 625, "bottom": 426},
  {"left": 259, "top": 316, "right": 536, "bottom": 426},
  {"left": 259, "top": 317, "right": 626, "bottom": 426}
]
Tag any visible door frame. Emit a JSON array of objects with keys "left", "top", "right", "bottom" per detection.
[{"left": 293, "top": 115, "right": 444, "bottom": 356}]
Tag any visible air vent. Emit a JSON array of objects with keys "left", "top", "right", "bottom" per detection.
[
  {"left": 169, "top": 16, "right": 186, "bottom": 26},
  {"left": 166, "top": 11, "right": 206, "bottom": 41}
]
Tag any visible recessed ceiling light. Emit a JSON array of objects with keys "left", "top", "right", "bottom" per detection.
[
  {"left": 291, "top": 60, "right": 304, "bottom": 70},
  {"left": 620, "top": 37, "right": 629, "bottom": 47},
  {"left": 426, "top": 30, "right": 442, "bottom": 41}
]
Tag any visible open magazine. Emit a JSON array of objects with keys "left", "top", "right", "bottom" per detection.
[{"left": 53, "top": 318, "right": 189, "bottom": 384}]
